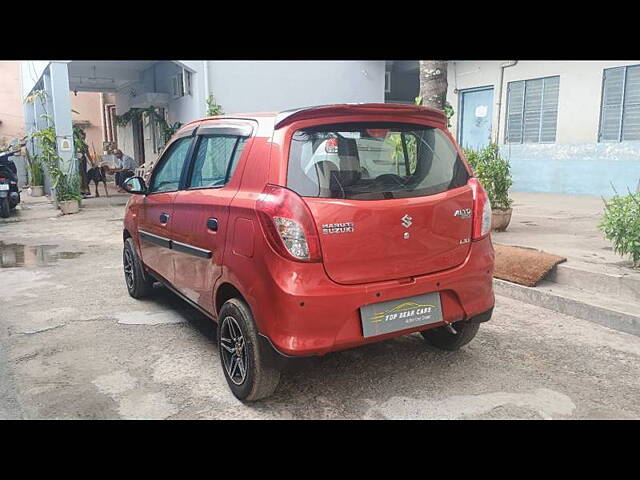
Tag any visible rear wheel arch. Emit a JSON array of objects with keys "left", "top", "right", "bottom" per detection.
[
  {"left": 123, "top": 237, "right": 154, "bottom": 298},
  {"left": 215, "top": 282, "right": 248, "bottom": 318},
  {"left": 123, "top": 228, "right": 149, "bottom": 276}
]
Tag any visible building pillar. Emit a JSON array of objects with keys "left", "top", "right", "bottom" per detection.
[
  {"left": 47, "top": 62, "right": 75, "bottom": 176},
  {"left": 42, "top": 72, "right": 54, "bottom": 127}
]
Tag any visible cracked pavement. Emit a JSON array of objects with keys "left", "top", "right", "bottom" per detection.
[{"left": 0, "top": 192, "right": 639, "bottom": 419}]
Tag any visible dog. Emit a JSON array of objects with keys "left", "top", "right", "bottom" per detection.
[{"left": 86, "top": 166, "right": 109, "bottom": 198}]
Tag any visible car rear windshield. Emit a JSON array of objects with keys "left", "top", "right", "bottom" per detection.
[{"left": 286, "top": 122, "right": 469, "bottom": 200}]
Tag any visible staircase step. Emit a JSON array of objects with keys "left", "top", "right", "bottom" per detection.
[
  {"left": 494, "top": 278, "right": 640, "bottom": 336},
  {"left": 547, "top": 263, "right": 640, "bottom": 302}
]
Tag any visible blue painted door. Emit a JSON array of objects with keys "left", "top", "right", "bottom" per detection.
[{"left": 459, "top": 87, "right": 494, "bottom": 150}]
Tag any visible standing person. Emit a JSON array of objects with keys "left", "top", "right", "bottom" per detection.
[
  {"left": 78, "top": 151, "right": 91, "bottom": 196},
  {"left": 73, "top": 127, "right": 91, "bottom": 196},
  {"left": 110, "top": 149, "right": 137, "bottom": 192}
]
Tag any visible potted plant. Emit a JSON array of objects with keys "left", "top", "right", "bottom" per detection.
[
  {"left": 31, "top": 124, "right": 82, "bottom": 215},
  {"left": 25, "top": 149, "right": 45, "bottom": 196},
  {"left": 56, "top": 171, "right": 82, "bottom": 215},
  {"left": 464, "top": 143, "right": 514, "bottom": 232}
]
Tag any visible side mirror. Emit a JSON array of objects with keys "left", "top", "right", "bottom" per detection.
[{"left": 123, "top": 176, "right": 147, "bottom": 194}]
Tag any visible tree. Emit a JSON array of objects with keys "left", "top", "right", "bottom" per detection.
[{"left": 419, "top": 61, "right": 448, "bottom": 110}]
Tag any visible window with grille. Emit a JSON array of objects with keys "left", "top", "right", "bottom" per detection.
[
  {"left": 599, "top": 65, "right": 640, "bottom": 142},
  {"left": 505, "top": 76, "right": 560, "bottom": 144},
  {"left": 172, "top": 73, "right": 185, "bottom": 97},
  {"left": 172, "top": 70, "right": 192, "bottom": 98}
]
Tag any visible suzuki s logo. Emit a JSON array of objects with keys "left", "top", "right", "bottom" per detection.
[
  {"left": 401, "top": 214, "right": 413, "bottom": 228},
  {"left": 454, "top": 208, "right": 472, "bottom": 219}
]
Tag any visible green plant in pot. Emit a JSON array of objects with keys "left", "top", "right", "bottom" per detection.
[
  {"left": 463, "top": 143, "right": 514, "bottom": 232},
  {"left": 55, "top": 171, "right": 82, "bottom": 214},
  {"left": 24, "top": 149, "right": 45, "bottom": 196},
  {"left": 31, "top": 123, "right": 82, "bottom": 214}
]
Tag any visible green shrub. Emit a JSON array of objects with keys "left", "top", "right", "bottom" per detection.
[
  {"left": 28, "top": 160, "right": 44, "bottom": 186},
  {"left": 463, "top": 143, "right": 513, "bottom": 210},
  {"left": 206, "top": 95, "right": 224, "bottom": 116},
  {"left": 56, "top": 172, "right": 82, "bottom": 202},
  {"left": 32, "top": 125, "right": 81, "bottom": 203},
  {"left": 599, "top": 190, "right": 640, "bottom": 268},
  {"left": 415, "top": 96, "right": 454, "bottom": 128},
  {"left": 24, "top": 149, "right": 44, "bottom": 186}
]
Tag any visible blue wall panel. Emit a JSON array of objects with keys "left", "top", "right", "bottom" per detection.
[{"left": 500, "top": 143, "right": 640, "bottom": 197}]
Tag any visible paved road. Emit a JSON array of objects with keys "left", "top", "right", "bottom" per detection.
[
  {"left": 0, "top": 193, "right": 638, "bottom": 419},
  {"left": 0, "top": 323, "right": 22, "bottom": 419}
]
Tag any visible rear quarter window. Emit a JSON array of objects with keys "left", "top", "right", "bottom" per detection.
[{"left": 286, "top": 122, "right": 469, "bottom": 200}]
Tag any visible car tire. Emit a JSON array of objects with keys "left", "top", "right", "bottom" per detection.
[
  {"left": 0, "top": 198, "right": 9, "bottom": 218},
  {"left": 420, "top": 321, "right": 480, "bottom": 351},
  {"left": 123, "top": 237, "right": 154, "bottom": 299},
  {"left": 218, "top": 298, "right": 281, "bottom": 402}
]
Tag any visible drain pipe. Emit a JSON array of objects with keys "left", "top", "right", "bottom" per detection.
[{"left": 493, "top": 60, "right": 518, "bottom": 144}]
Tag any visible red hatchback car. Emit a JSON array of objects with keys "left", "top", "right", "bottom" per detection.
[{"left": 122, "top": 103, "right": 495, "bottom": 401}]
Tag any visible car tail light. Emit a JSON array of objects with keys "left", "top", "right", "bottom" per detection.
[
  {"left": 325, "top": 137, "right": 338, "bottom": 153},
  {"left": 0, "top": 177, "right": 6, "bottom": 182},
  {"left": 256, "top": 184, "right": 322, "bottom": 262},
  {"left": 469, "top": 177, "right": 492, "bottom": 240}
]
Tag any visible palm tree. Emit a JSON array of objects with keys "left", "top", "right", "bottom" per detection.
[{"left": 418, "top": 61, "right": 448, "bottom": 110}]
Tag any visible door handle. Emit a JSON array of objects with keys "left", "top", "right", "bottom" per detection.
[
  {"left": 207, "top": 217, "right": 218, "bottom": 231},
  {"left": 159, "top": 213, "right": 170, "bottom": 224}
]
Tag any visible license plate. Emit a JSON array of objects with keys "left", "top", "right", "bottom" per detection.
[
  {"left": 360, "top": 292, "right": 443, "bottom": 338},
  {"left": 0, "top": 184, "right": 8, "bottom": 190}
]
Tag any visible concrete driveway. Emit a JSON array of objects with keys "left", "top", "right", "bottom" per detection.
[{"left": 1, "top": 193, "right": 638, "bottom": 419}]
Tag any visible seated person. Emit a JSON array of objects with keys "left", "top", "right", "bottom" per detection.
[{"left": 108, "top": 149, "right": 137, "bottom": 192}]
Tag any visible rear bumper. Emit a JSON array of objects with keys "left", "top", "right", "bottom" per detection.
[
  {"left": 253, "top": 236, "right": 495, "bottom": 357},
  {"left": 259, "top": 306, "right": 495, "bottom": 368}
]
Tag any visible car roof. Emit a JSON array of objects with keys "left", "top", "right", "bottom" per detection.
[{"left": 178, "top": 103, "right": 447, "bottom": 135}]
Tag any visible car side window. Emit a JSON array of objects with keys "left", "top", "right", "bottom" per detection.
[
  {"left": 148, "top": 137, "right": 192, "bottom": 194},
  {"left": 189, "top": 135, "right": 248, "bottom": 189}
]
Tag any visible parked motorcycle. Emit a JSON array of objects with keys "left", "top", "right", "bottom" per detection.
[{"left": 0, "top": 150, "right": 21, "bottom": 218}]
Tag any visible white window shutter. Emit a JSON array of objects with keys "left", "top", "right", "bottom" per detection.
[
  {"left": 522, "top": 78, "right": 543, "bottom": 143},
  {"left": 506, "top": 81, "right": 525, "bottom": 143},
  {"left": 506, "top": 76, "right": 559, "bottom": 144},
  {"left": 540, "top": 76, "right": 560, "bottom": 143},
  {"left": 599, "top": 67, "right": 625, "bottom": 142},
  {"left": 622, "top": 65, "right": 640, "bottom": 141}
]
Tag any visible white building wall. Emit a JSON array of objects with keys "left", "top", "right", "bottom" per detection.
[
  {"left": 154, "top": 62, "right": 204, "bottom": 124},
  {"left": 113, "top": 60, "right": 385, "bottom": 167},
  {"left": 20, "top": 61, "right": 52, "bottom": 99},
  {"left": 447, "top": 60, "right": 640, "bottom": 145},
  {"left": 447, "top": 60, "right": 640, "bottom": 196},
  {"left": 113, "top": 62, "right": 199, "bottom": 162},
  {"left": 207, "top": 61, "right": 385, "bottom": 113},
  {"left": 114, "top": 70, "right": 153, "bottom": 161}
]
